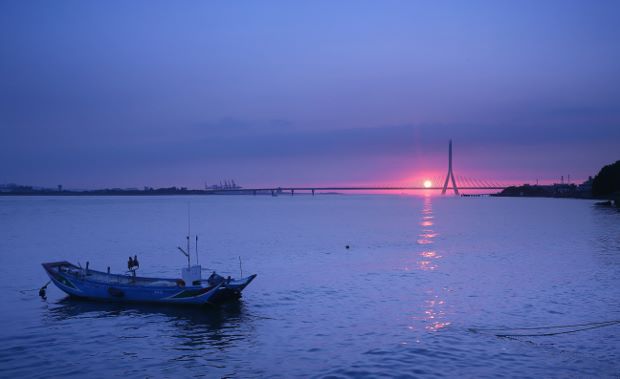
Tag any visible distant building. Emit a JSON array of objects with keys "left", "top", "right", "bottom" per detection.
[
  {"left": 551, "top": 183, "right": 575, "bottom": 194},
  {"left": 205, "top": 180, "right": 242, "bottom": 190}
]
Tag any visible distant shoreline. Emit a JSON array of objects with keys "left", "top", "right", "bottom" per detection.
[
  {"left": 0, "top": 190, "right": 600, "bottom": 199},
  {"left": 0, "top": 189, "right": 341, "bottom": 196},
  {"left": 0, "top": 184, "right": 616, "bottom": 205}
]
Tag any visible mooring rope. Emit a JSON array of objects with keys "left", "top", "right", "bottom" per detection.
[
  {"left": 19, "top": 288, "right": 40, "bottom": 294},
  {"left": 469, "top": 319, "right": 620, "bottom": 337}
]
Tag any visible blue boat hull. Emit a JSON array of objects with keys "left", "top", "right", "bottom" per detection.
[{"left": 43, "top": 262, "right": 228, "bottom": 306}]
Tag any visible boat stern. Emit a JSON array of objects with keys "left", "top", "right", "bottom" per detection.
[{"left": 210, "top": 273, "right": 257, "bottom": 303}]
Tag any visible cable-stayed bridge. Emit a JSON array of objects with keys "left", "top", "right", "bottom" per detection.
[{"left": 206, "top": 140, "right": 509, "bottom": 195}]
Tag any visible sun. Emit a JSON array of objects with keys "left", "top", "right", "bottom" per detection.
[{"left": 423, "top": 180, "right": 432, "bottom": 188}]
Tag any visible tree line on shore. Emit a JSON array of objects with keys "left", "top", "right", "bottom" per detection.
[
  {"left": 497, "top": 160, "right": 619, "bottom": 201},
  {"left": 592, "top": 160, "right": 620, "bottom": 197}
]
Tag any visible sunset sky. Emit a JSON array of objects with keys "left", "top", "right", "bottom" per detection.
[{"left": 1, "top": 1, "right": 619, "bottom": 189}]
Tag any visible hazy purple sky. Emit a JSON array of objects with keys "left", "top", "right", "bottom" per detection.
[{"left": 1, "top": 1, "right": 619, "bottom": 188}]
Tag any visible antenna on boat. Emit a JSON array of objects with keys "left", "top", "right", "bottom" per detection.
[
  {"left": 177, "top": 246, "right": 190, "bottom": 268},
  {"left": 187, "top": 203, "right": 191, "bottom": 262},
  {"left": 179, "top": 204, "right": 203, "bottom": 269},
  {"left": 195, "top": 235, "right": 199, "bottom": 265}
]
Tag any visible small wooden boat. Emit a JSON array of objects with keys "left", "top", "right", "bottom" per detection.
[
  {"left": 42, "top": 229, "right": 257, "bottom": 305},
  {"left": 42, "top": 261, "right": 256, "bottom": 305}
]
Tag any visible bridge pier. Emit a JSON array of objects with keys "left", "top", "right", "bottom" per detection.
[
  {"left": 312, "top": 189, "right": 315, "bottom": 196},
  {"left": 291, "top": 189, "right": 294, "bottom": 196},
  {"left": 441, "top": 139, "right": 459, "bottom": 195}
]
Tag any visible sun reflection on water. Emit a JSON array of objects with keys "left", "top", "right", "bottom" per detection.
[
  {"left": 420, "top": 251, "right": 437, "bottom": 258},
  {"left": 419, "top": 232, "right": 438, "bottom": 239},
  {"left": 423, "top": 294, "right": 451, "bottom": 331},
  {"left": 411, "top": 196, "right": 451, "bottom": 332},
  {"left": 417, "top": 260, "right": 437, "bottom": 271},
  {"left": 416, "top": 197, "right": 440, "bottom": 270}
]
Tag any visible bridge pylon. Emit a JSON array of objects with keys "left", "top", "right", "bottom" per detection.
[{"left": 441, "top": 139, "right": 459, "bottom": 195}]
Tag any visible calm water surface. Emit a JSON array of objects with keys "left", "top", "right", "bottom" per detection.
[{"left": 0, "top": 195, "right": 618, "bottom": 378}]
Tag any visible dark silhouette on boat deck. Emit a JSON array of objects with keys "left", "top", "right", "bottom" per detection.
[{"left": 127, "top": 255, "right": 140, "bottom": 274}]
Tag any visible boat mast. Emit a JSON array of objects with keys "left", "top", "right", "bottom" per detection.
[
  {"left": 187, "top": 204, "right": 191, "bottom": 268},
  {"left": 195, "top": 235, "right": 199, "bottom": 265},
  {"left": 177, "top": 205, "right": 194, "bottom": 269}
]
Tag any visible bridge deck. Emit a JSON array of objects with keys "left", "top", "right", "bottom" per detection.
[{"left": 206, "top": 186, "right": 507, "bottom": 193}]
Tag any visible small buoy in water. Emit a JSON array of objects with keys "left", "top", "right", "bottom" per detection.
[{"left": 345, "top": 245, "right": 350, "bottom": 249}]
